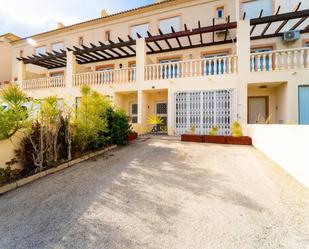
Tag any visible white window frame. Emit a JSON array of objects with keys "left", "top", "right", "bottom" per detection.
[{"left": 216, "top": 7, "right": 225, "bottom": 19}]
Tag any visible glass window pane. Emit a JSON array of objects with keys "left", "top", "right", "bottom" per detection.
[
  {"left": 242, "top": 0, "right": 272, "bottom": 19},
  {"left": 51, "top": 42, "right": 64, "bottom": 52},
  {"left": 131, "top": 23, "right": 149, "bottom": 39},
  {"left": 35, "top": 46, "right": 46, "bottom": 55},
  {"left": 159, "top": 16, "right": 181, "bottom": 33}
]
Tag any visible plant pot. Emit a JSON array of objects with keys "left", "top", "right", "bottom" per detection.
[
  {"left": 181, "top": 134, "right": 203, "bottom": 143},
  {"left": 203, "top": 135, "right": 226, "bottom": 144},
  {"left": 128, "top": 132, "right": 138, "bottom": 141},
  {"left": 225, "top": 136, "right": 252, "bottom": 145}
]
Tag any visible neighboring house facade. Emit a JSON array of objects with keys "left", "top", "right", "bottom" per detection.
[
  {"left": 10, "top": 0, "right": 309, "bottom": 135},
  {"left": 0, "top": 33, "right": 20, "bottom": 88}
]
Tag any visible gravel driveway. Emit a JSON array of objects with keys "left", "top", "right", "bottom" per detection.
[{"left": 0, "top": 138, "right": 308, "bottom": 249}]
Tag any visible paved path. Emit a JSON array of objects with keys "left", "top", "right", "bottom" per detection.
[{"left": 0, "top": 138, "right": 308, "bottom": 249}]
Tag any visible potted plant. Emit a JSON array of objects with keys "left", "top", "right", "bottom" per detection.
[
  {"left": 203, "top": 126, "right": 226, "bottom": 144},
  {"left": 225, "top": 122, "right": 252, "bottom": 145},
  {"left": 128, "top": 128, "right": 138, "bottom": 141},
  {"left": 181, "top": 125, "right": 203, "bottom": 143}
]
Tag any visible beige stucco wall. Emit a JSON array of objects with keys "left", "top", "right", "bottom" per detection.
[
  {"left": 0, "top": 135, "right": 22, "bottom": 169},
  {"left": 0, "top": 37, "right": 13, "bottom": 84},
  {"left": 248, "top": 124, "right": 309, "bottom": 188}
]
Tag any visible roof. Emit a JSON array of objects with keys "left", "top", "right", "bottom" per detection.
[
  {"left": 12, "top": 0, "right": 196, "bottom": 45},
  {"left": 0, "top": 33, "right": 21, "bottom": 42}
]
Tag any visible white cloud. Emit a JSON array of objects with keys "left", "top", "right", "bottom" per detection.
[{"left": 0, "top": 0, "right": 153, "bottom": 37}]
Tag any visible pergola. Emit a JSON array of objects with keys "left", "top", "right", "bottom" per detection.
[
  {"left": 247, "top": 3, "right": 309, "bottom": 39},
  {"left": 17, "top": 4, "right": 309, "bottom": 69}
]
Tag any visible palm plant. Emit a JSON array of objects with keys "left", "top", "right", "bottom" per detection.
[{"left": 0, "top": 84, "right": 30, "bottom": 140}]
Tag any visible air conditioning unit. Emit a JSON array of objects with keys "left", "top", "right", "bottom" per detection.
[
  {"left": 216, "top": 30, "right": 227, "bottom": 37},
  {"left": 283, "top": 30, "right": 300, "bottom": 42}
]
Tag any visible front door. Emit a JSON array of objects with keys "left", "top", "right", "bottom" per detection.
[
  {"left": 248, "top": 97, "right": 268, "bottom": 124},
  {"left": 155, "top": 102, "right": 168, "bottom": 133},
  {"left": 299, "top": 86, "right": 309, "bottom": 124}
]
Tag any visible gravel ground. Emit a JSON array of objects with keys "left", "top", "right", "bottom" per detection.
[{"left": 0, "top": 138, "right": 308, "bottom": 249}]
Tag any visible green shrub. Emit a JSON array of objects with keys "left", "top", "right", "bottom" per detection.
[
  {"left": 104, "top": 107, "right": 131, "bottom": 145},
  {"left": 74, "top": 86, "right": 111, "bottom": 152},
  {"left": 0, "top": 84, "right": 30, "bottom": 140}
]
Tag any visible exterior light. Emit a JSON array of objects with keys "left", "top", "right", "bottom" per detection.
[
  {"left": 26, "top": 38, "right": 37, "bottom": 46},
  {"left": 119, "top": 63, "right": 123, "bottom": 68}
]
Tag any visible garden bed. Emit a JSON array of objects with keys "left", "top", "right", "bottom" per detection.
[
  {"left": 225, "top": 136, "right": 252, "bottom": 145},
  {"left": 181, "top": 134, "right": 203, "bottom": 143},
  {"left": 182, "top": 134, "right": 252, "bottom": 145},
  {"left": 203, "top": 135, "right": 226, "bottom": 144},
  {"left": 0, "top": 145, "right": 117, "bottom": 195}
]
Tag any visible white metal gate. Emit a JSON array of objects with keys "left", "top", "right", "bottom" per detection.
[{"left": 175, "top": 89, "right": 236, "bottom": 135}]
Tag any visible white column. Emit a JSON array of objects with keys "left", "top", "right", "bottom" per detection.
[
  {"left": 17, "top": 60, "right": 26, "bottom": 88},
  {"left": 137, "top": 90, "right": 147, "bottom": 131},
  {"left": 66, "top": 51, "right": 76, "bottom": 89},
  {"left": 65, "top": 51, "right": 77, "bottom": 107},
  {"left": 167, "top": 88, "right": 175, "bottom": 136},
  {"left": 236, "top": 20, "right": 251, "bottom": 126},
  {"left": 136, "top": 38, "right": 146, "bottom": 85},
  {"left": 136, "top": 38, "right": 147, "bottom": 129}
]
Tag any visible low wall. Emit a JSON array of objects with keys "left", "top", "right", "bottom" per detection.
[
  {"left": 248, "top": 125, "right": 309, "bottom": 188},
  {"left": 0, "top": 135, "right": 22, "bottom": 169}
]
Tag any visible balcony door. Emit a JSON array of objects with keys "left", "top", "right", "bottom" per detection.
[
  {"left": 251, "top": 47, "right": 272, "bottom": 71},
  {"left": 203, "top": 53, "right": 227, "bottom": 75},
  {"left": 248, "top": 96, "right": 269, "bottom": 124},
  {"left": 160, "top": 58, "right": 180, "bottom": 79}
]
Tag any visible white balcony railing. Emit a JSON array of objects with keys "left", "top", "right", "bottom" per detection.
[
  {"left": 22, "top": 76, "right": 65, "bottom": 90},
  {"left": 250, "top": 47, "right": 309, "bottom": 72},
  {"left": 144, "top": 55, "right": 238, "bottom": 81},
  {"left": 73, "top": 67, "right": 136, "bottom": 86}
]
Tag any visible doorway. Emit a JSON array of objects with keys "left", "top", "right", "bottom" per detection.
[{"left": 248, "top": 96, "right": 269, "bottom": 124}]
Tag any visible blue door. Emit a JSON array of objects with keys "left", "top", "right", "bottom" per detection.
[{"left": 299, "top": 86, "right": 309, "bottom": 124}]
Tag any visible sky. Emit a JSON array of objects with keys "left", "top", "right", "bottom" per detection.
[{"left": 0, "top": 0, "right": 154, "bottom": 38}]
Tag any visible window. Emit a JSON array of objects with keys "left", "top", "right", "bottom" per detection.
[
  {"left": 35, "top": 46, "right": 46, "bottom": 55},
  {"left": 160, "top": 58, "right": 180, "bottom": 79},
  {"left": 105, "top": 31, "right": 111, "bottom": 41},
  {"left": 159, "top": 16, "right": 181, "bottom": 33},
  {"left": 242, "top": 0, "right": 272, "bottom": 19},
  {"left": 305, "top": 42, "right": 309, "bottom": 48},
  {"left": 130, "top": 103, "right": 138, "bottom": 123},
  {"left": 131, "top": 23, "right": 149, "bottom": 39},
  {"left": 78, "top": 37, "right": 84, "bottom": 46},
  {"left": 51, "top": 42, "right": 64, "bottom": 52},
  {"left": 216, "top": 7, "right": 225, "bottom": 19}
]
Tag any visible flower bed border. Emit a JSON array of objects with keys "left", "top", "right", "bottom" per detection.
[
  {"left": 0, "top": 145, "right": 117, "bottom": 195},
  {"left": 181, "top": 134, "right": 203, "bottom": 143},
  {"left": 203, "top": 135, "right": 226, "bottom": 144}
]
